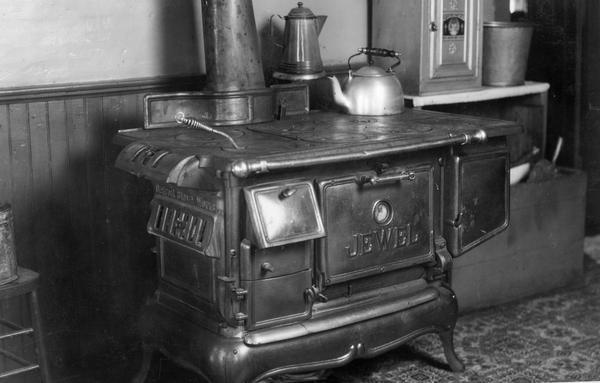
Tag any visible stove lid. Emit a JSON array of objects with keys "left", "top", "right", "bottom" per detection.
[{"left": 114, "top": 109, "right": 521, "bottom": 183}]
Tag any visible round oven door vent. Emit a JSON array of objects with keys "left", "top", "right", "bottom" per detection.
[{"left": 373, "top": 200, "right": 393, "bottom": 225}]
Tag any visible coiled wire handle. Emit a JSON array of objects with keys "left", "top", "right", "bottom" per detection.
[{"left": 175, "top": 112, "right": 243, "bottom": 150}]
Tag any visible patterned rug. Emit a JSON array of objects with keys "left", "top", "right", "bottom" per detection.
[
  {"left": 320, "top": 257, "right": 600, "bottom": 383},
  {"left": 584, "top": 235, "right": 600, "bottom": 265},
  {"left": 145, "top": 256, "right": 600, "bottom": 383}
]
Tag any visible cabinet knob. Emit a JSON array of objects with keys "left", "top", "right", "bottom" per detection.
[{"left": 429, "top": 21, "right": 438, "bottom": 32}]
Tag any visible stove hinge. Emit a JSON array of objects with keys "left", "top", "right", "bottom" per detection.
[
  {"left": 232, "top": 285, "right": 248, "bottom": 324},
  {"left": 429, "top": 237, "right": 453, "bottom": 282},
  {"left": 217, "top": 275, "right": 248, "bottom": 325},
  {"left": 232, "top": 286, "right": 248, "bottom": 301}
]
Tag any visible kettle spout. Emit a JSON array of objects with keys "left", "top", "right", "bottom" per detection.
[
  {"left": 327, "top": 75, "right": 351, "bottom": 111},
  {"left": 315, "top": 15, "right": 327, "bottom": 35}
]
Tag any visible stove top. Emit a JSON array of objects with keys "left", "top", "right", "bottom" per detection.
[
  {"left": 117, "top": 110, "right": 518, "bottom": 154},
  {"left": 115, "top": 109, "right": 520, "bottom": 181}
]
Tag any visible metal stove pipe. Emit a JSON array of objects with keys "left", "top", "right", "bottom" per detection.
[
  {"left": 201, "top": 0, "right": 266, "bottom": 92},
  {"left": 143, "top": 0, "right": 280, "bottom": 128}
]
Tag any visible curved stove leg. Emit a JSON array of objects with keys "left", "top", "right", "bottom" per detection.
[
  {"left": 132, "top": 345, "right": 154, "bottom": 383},
  {"left": 439, "top": 328, "right": 464, "bottom": 372}
]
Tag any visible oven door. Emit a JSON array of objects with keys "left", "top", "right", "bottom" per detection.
[{"left": 316, "top": 163, "right": 435, "bottom": 286}]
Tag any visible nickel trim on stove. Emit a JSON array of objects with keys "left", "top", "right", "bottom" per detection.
[{"left": 147, "top": 197, "right": 214, "bottom": 253}]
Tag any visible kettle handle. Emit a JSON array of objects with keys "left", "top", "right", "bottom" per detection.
[
  {"left": 269, "top": 14, "right": 285, "bottom": 48},
  {"left": 347, "top": 47, "right": 402, "bottom": 72}
]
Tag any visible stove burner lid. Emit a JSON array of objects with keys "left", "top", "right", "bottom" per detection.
[{"left": 247, "top": 115, "right": 435, "bottom": 143}]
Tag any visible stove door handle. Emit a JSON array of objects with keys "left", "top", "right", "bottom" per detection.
[
  {"left": 362, "top": 171, "right": 415, "bottom": 185},
  {"left": 279, "top": 187, "right": 297, "bottom": 199}
]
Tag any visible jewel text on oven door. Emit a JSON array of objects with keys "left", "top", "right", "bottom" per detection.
[{"left": 345, "top": 224, "right": 421, "bottom": 257}]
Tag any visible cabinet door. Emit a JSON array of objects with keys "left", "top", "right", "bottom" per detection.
[{"left": 427, "top": 0, "right": 481, "bottom": 82}]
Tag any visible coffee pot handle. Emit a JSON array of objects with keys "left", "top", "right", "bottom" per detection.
[
  {"left": 269, "top": 14, "right": 285, "bottom": 48},
  {"left": 347, "top": 47, "right": 402, "bottom": 72}
]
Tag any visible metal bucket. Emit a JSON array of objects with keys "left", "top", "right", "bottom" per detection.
[
  {"left": 482, "top": 22, "right": 534, "bottom": 86},
  {"left": 0, "top": 205, "right": 18, "bottom": 285}
]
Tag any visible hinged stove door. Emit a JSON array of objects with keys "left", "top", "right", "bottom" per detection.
[
  {"left": 443, "top": 149, "right": 509, "bottom": 256},
  {"left": 244, "top": 180, "right": 325, "bottom": 249},
  {"left": 317, "top": 165, "right": 435, "bottom": 286}
]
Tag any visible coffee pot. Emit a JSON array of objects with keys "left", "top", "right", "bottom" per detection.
[
  {"left": 328, "top": 48, "right": 405, "bottom": 116},
  {"left": 271, "top": 2, "right": 327, "bottom": 81}
]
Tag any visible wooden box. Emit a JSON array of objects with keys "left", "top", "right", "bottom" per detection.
[
  {"left": 451, "top": 168, "right": 587, "bottom": 312},
  {"left": 371, "top": 0, "right": 483, "bottom": 95}
]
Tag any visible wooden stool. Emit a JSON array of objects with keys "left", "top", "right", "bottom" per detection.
[{"left": 0, "top": 268, "right": 50, "bottom": 381}]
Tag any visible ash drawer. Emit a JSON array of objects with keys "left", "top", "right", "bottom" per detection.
[
  {"left": 240, "top": 240, "right": 311, "bottom": 281},
  {"left": 241, "top": 269, "right": 312, "bottom": 330}
]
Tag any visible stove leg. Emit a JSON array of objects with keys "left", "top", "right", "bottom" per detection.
[
  {"left": 132, "top": 345, "right": 154, "bottom": 383},
  {"left": 438, "top": 328, "right": 464, "bottom": 372}
]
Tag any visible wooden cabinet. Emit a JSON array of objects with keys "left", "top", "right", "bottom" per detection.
[{"left": 371, "top": 0, "right": 483, "bottom": 95}]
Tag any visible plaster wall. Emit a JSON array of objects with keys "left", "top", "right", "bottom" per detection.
[
  {"left": 0, "top": 0, "right": 508, "bottom": 89},
  {"left": 0, "top": 0, "right": 202, "bottom": 87},
  {"left": 0, "top": 0, "right": 367, "bottom": 88}
]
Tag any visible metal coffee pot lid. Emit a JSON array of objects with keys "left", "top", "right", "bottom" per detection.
[{"left": 286, "top": 2, "right": 317, "bottom": 19}]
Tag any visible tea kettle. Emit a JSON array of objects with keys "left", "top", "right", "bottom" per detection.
[
  {"left": 271, "top": 2, "right": 327, "bottom": 81},
  {"left": 328, "top": 48, "right": 405, "bottom": 116}
]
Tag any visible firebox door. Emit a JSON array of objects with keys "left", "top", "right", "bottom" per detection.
[{"left": 244, "top": 180, "right": 326, "bottom": 249}]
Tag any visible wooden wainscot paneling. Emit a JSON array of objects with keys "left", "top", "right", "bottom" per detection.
[{"left": 0, "top": 75, "right": 203, "bottom": 382}]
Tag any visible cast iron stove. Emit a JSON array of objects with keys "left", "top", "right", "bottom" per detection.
[{"left": 115, "top": 109, "right": 519, "bottom": 382}]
